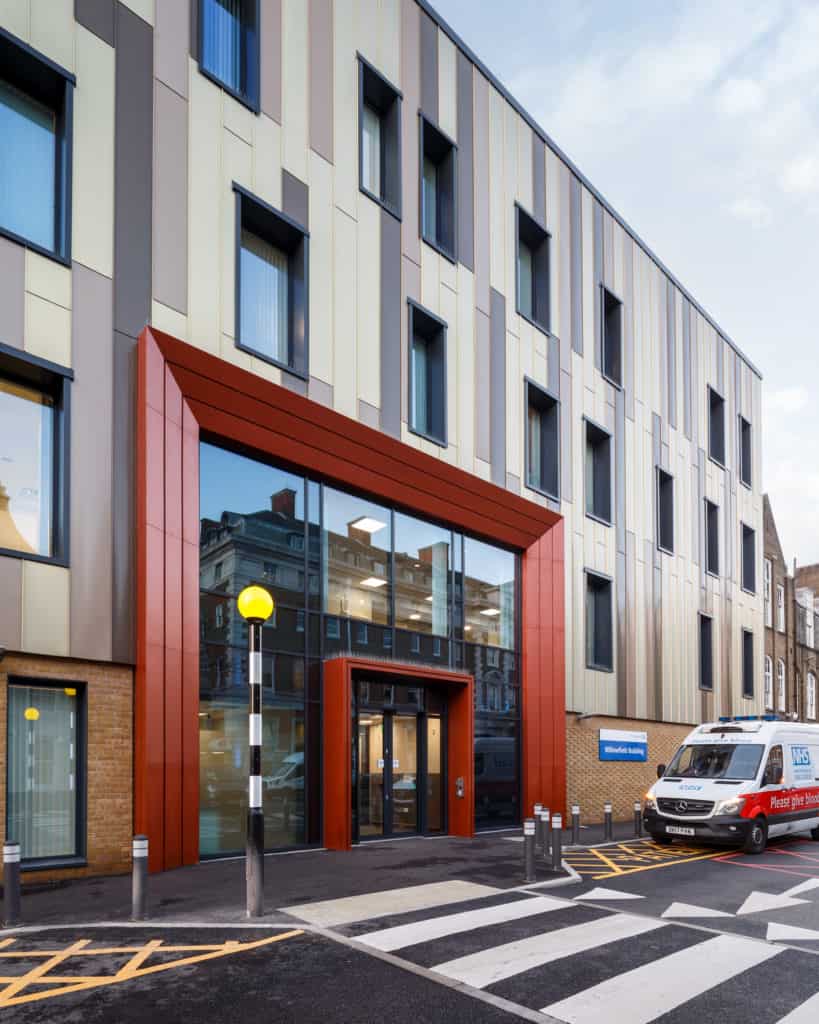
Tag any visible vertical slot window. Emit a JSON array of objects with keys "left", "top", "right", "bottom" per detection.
[
  {"left": 358, "top": 58, "right": 401, "bottom": 216},
  {"left": 657, "top": 468, "right": 674, "bottom": 554},
  {"left": 516, "top": 206, "right": 550, "bottom": 332},
  {"left": 585, "top": 571, "right": 613, "bottom": 671},
  {"left": 699, "top": 614, "right": 713, "bottom": 691},
  {"left": 708, "top": 387, "right": 726, "bottom": 466},
  {"left": 585, "top": 419, "right": 612, "bottom": 525},
  {"left": 420, "top": 116, "right": 456, "bottom": 260},
  {"left": 408, "top": 301, "right": 446, "bottom": 446},
  {"left": 705, "top": 499, "right": 719, "bottom": 576},
  {"left": 742, "top": 523, "right": 756, "bottom": 594},
  {"left": 739, "top": 416, "right": 752, "bottom": 487},
  {"left": 742, "top": 629, "right": 754, "bottom": 699},
  {"left": 602, "top": 287, "right": 623, "bottom": 387},
  {"left": 525, "top": 382, "right": 559, "bottom": 499}
]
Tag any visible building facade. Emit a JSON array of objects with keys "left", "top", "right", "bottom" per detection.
[{"left": 0, "top": 0, "right": 763, "bottom": 877}]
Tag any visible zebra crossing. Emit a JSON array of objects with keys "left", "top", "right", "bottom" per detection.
[{"left": 286, "top": 884, "right": 819, "bottom": 1022}]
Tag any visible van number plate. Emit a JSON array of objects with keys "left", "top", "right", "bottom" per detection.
[{"left": 666, "top": 825, "right": 695, "bottom": 837}]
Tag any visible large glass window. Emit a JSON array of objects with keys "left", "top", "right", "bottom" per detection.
[
  {"left": 464, "top": 538, "right": 516, "bottom": 649},
  {"left": 199, "top": 0, "right": 259, "bottom": 111},
  {"left": 7, "top": 682, "right": 81, "bottom": 861},
  {"left": 394, "top": 512, "right": 451, "bottom": 636},
  {"left": 323, "top": 487, "right": 391, "bottom": 624}
]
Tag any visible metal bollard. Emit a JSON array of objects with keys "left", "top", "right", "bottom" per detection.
[
  {"left": 539, "top": 808, "right": 551, "bottom": 857},
  {"left": 634, "top": 801, "right": 642, "bottom": 837},
  {"left": 571, "top": 804, "right": 581, "bottom": 846},
  {"left": 551, "top": 814, "right": 563, "bottom": 872},
  {"left": 523, "top": 818, "right": 536, "bottom": 883},
  {"left": 3, "top": 842, "right": 20, "bottom": 927},
  {"left": 132, "top": 835, "right": 149, "bottom": 921},
  {"left": 604, "top": 802, "right": 613, "bottom": 842},
  {"left": 534, "top": 803, "right": 543, "bottom": 852}
]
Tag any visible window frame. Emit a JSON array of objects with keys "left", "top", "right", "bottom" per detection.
[
  {"left": 0, "top": 27, "right": 74, "bottom": 265},
  {"left": 741, "top": 522, "right": 756, "bottom": 595},
  {"left": 764, "top": 654, "right": 773, "bottom": 710},
  {"left": 763, "top": 557, "right": 772, "bottom": 628},
  {"left": 585, "top": 568, "right": 614, "bottom": 673},
  {"left": 708, "top": 385, "right": 726, "bottom": 468},
  {"left": 524, "top": 378, "right": 560, "bottom": 501},
  {"left": 197, "top": 0, "right": 261, "bottom": 114},
  {"left": 656, "top": 467, "right": 674, "bottom": 555},
  {"left": 418, "top": 114, "right": 457, "bottom": 263},
  {"left": 515, "top": 203, "right": 551, "bottom": 336},
  {"left": 584, "top": 416, "right": 613, "bottom": 526},
  {"left": 0, "top": 342, "right": 71, "bottom": 566},
  {"left": 738, "top": 415, "right": 752, "bottom": 489},
  {"left": 699, "top": 613, "right": 713, "bottom": 692},
  {"left": 357, "top": 53, "right": 402, "bottom": 220},
  {"left": 741, "top": 627, "right": 754, "bottom": 700},
  {"left": 704, "top": 498, "right": 719, "bottom": 577},
  {"left": 776, "top": 582, "right": 785, "bottom": 633},
  {"left": 233, "top": 182, "right": 309, "bottom": 380},
  {"left": 6, "top": 676, "right": 87, "bottom": 870},
  {"left": 777, "top": 658, "right": 786, "bottom": 712},
  {"left": 407, "top": 299, "right": 447, "bottom": 447},
  {"left": 808, "top": 672, "right": 817, "bottom": 721},
  {"left": 601, "top": 285, "right": 624, "bottom": 389}
]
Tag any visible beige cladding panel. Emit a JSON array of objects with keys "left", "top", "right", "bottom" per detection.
[{"left": 22, "top": 562, "right": 69, "bottom": 657}]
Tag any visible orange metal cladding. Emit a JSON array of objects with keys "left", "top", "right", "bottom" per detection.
[
  {"left": 323, "top": 658, "right": 474, "bottom": 849},
  {"left": 136, "top": 326, "right": 565, "bottom": 871}
]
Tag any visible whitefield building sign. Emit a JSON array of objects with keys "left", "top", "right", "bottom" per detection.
[{"left": 599, "top": 729, "right": 648, "bottom": 762}]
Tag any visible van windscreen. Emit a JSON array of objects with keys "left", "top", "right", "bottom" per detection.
[{"left": 665, "top": 743, "right": 764, "bottom": 781}]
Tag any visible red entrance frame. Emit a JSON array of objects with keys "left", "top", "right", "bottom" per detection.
[
  {"left": 323, "top": 658, "right": 474, "bottom": 849},
  {"left": 136, "top": 326, "right": 565, "bottom": 873}
]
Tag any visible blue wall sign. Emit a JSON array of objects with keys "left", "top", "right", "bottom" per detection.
[{"left": 599, "top": 728, "right": 648, "bottom": 762}]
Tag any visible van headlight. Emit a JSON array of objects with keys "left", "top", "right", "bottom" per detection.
[
  {"left": 714, "top": 796, "right": 745, "bottom": 817},
  {"left": 643, "top": 787, "right": 657, "bottom": 812}
]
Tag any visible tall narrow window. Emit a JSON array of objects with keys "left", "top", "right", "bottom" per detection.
[
  {"left": 586, "top": 571, "right": 613, "bottom": 671},
  {"left": 742, "top": 628, "right": 754, "bottom": 699},
  {"left": 200, "top": 0, "right": 259, "bottom": 111},
  {"left": 776, "top": 583, "right": 785, "bottom": 632},
  {"left": 602, "top": 287, "right": 623, "bottom": 387},
  {"left": 742, "top": 524, "right": 756, "bottom": 594},
  {"left": 235, "top": 185, "right": 308, "bottom": 377},
  {"left": 408, "top": 301, "right": 446, "bottom": 446},
  {"left": 358, "top": 58, "right": 401, "bottom": 216},
  {"left": 705, "top": 499, "right": 719, "bottom": 576},
  {"left": 7, "top": 681, "right": 83, "bottom": 862},
  {"left": 585, "top": 419, "right": 612, "bottom": 524},
  {"left": 777, "top": 659, "right": 786, "bottom": 712},
  {"left": 708, "top": 387, "right": 726, "bottom": 466},
  {"left": 808, "top": 673, "right": 817, "bottom": 720},
  {"left": 699, "top": 614, "right": 713, "bottom": 691},
  {"left": 763, "top": 558, "right": 772, "bottom": 627},
  {"left": 516, "top": 206, "right": 550, "bottom": 333},
  {"left": 657, "top": 468, "right": 674, "bottom": 554},
  {"left": 764, "top": 655, "right": 773, "bottom": 709},
  {"left": 739, "top": 416, "right": 752, "bottom": 487},
  {"left": 525, "top": 381, "right": 559, "bottom": 499},
  {"left": 420, "top": 116, "right": 456, "bottom": 260},
  {"left": 0, "top": 30, "right": 74, "bottom": 261}
]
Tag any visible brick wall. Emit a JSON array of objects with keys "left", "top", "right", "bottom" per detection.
[
  {"left": 0, "top": 653, "right": 133, "bottom": 881},
  {"left": 565, "top": 713, "right": 693, "bottom": 821}
]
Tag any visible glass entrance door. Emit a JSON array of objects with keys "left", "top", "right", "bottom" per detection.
[
  {"left": 357, "top": 712, "right": 420, "bottom": 838},
  {"left": 357, "top": 713, "right": 384, "bottom": 838},
  {"left": 391, "top": 715, "right": 418, "bottom": 833}
]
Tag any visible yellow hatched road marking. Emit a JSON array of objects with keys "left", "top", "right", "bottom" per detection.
[{"left": 565, "top": 841, "right": 727, "bottom": 879}]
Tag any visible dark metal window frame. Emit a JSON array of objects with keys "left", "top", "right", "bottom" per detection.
[
  {"left": 197, "top": 0, "right": 261, "bottom": 114},
  {"left": 584, "top": 568, "right": 614, "bottom": 672},
  {"left": 6, "top": 675, "right": 87, "bottom": 870},
  {"left": 418, "top": 113, "right": 457, "bottom": 263},
  {"left": 584, "top": 415, "right": 613, "bottom": 526},
  {"left": 601, "top": 285, "right": 623, "bottom": 389},
  {"left": 742, "top": 627, "right": 754, "bottom": 700},
  {"left": 708, "top": 385, "right": 726, "bottom": 469},
  {"left": 656, "top": 467, "right": 674, "bottom": 555},
  {"left": 699, "top": 613, "right": 713, "bottom": 692},
  {"left": 0, "top": 27, "right": 74, "bottom": 266},
  {"left": 704, "top": 497, "right": 719, "bottom": 577},
  {"left": 407, "top": 298, "right": 447, "bottom": 448},
  {"left": 524, "top": 378, "right": 559, "bottom": 501},
  {"left": 0, "top": 342, "right": 71, "bottom": 566},
  {"left": 741, "top": 521, "right": 756, "bottom": 595},
  {"left": 738, "top": 415, "right": 752, "bottom": 489},
  {"left": 515, "top": 203, "right": 551, "bottom": 336},
  {"left": 357, "top": 53, "right": 402, "bottom": 220},
  {"left": 233, "top": 182, "right": 309, "bottom": 380}
]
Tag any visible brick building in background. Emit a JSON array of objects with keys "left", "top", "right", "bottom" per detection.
[{"left": 0, "top": 0, "right": 763, "bottom": 878}]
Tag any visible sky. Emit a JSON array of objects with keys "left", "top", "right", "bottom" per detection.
[{"left": 434, "top": 0, "right": 819, "bottom": 567}]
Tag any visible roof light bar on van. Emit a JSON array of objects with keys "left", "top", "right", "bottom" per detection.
[{"left": 717, "top": 714, "right": 781, "bottom": 723}]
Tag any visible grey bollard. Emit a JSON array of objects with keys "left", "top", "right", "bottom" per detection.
[
  {"left": 533, "top": 803, "right": 543, "bottom": 852},
  {"left": 634, "top": 801, "right": 643, "bottom": 837},
  {"left": 132, "top": 835, "right": 149, "bottom": 921},
  {"left": 604, "top": 802, "right": 613, "bottom": 841},
  {"left": 523, "top": 818, "right": 536, "bottom": 883},
  {"left": 3, "top": 842, "right": 20, "bottom": 927},
  {"left": 571, "top": 804, "right": 581, "bottom": 846},
  {"left": 551, "top": 814, "right": 563, "bottom": 872},
  {"left": 539, "top": 808, "right": 551, "bottom": 857}
]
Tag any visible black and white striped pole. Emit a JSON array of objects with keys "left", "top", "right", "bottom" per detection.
[
  {"left": 523, "top": 818, "right": 536, "bottom": 883},
  {"left": 132, "top": 835, "right": 148, "bottom": 920},
  {"left": 237, "top": 585, "right": 275, "bottom": 919},
  {"left": 634, "top": 801, "right": 642, "bottom": 837},
  {"left": 539, "top": 807, "right": 551, "bottom": 857},
  {"left": 603, "top": 801, "right": 613, "bottom": 842},
  {"left": 551, "top": 814, "right": 563, "bottom": 872},
  {"left": 571, "top": 804, "right": 581, "bottom": 846},
  {"left": 3, "top": 841, "right": 20, "bottom": 927},
  {"left": 533, "top": 803, "right": 543, "bottom": 852}
]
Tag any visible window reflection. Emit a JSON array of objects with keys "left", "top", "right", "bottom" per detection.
[
  {"left": 394, "top": 511, "right": 450, "bottom": 636},
  {"left": 0, "top": 378, "right": 54, "bottom": 556},
  {"left": 323, "top": 486, "right": 391, "bottom": 624},
  {"left": 464, "top": 538, "right": 516, "bottom": 648}
]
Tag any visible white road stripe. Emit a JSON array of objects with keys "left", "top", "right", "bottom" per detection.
[
  {"left": 775, "top": 991, "right": 819, "bottom": 1022},
  {"left": 543, "top": 933, "right": 781, "bottom": 1024},
  {"left": 357, "top": 895, "right": 569, "bottom": 951},
  {"left": 433, "top": 913, "right": 665, "bottom": 989},
  {"left": 284, "top": 881, "right": 500, "bottom": 927}
]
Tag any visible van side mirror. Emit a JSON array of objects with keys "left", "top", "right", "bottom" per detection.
[{"left": 656, "top": 764, "right": 666, "bottom": 779}]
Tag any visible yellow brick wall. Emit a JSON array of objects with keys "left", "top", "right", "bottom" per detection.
[
  {"left": 566, "top": 712, "right": 693, "bottom": 821},
  {"left": 0, "top": 653, "right": 133, "bottom": 881}
]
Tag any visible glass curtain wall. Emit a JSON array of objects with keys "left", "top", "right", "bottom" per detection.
[{"left": 200, "top": 441, "right": 521, "bottom": 853}]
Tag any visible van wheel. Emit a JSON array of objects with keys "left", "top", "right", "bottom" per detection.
[
  {"left": 811, "top": 826, "right": 819, "bottom": 841},
  {"left": 651, "top": 834, "right": 674, "bottom": 846},
  {"left": 743, "top": 818, "right": 768, "bottom": 855}
]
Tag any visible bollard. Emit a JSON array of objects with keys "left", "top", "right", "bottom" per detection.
[
  {"left": 534, "top": 803, "right": 543, "bottom": 853},
  {"left": 3, "top": 842, "right": 20, "bottom": 927},
  {"left": 571, "top": 804, "right": 581, "bottom": 846},
  {"left": 634, "top": 801, "right": 643, "bottom": 837},
  {"left": 132, "top": 835, "right": 149, "bottom": 921},
  {"left": 604, "top": 802, "right": 613, "bottom": 842},
  {"left": 539, "top": 808, "right": 551, "bottom": 857},
  {"left": 551, "top": 814, "right": 563, "bottom": 872},
  {"left": 523, "top": 818, "right": 536, "bottom": 883}
]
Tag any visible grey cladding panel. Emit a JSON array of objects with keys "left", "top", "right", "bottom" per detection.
[
  {"left": 593, "top": 200, "right": 603, "bottom": 371},
  {"left": 0, "top": 237, "right": 24, "bottom": 349},
  {"left": 380, "top": 209, "right": 402, "bottom": 438},
  {"left": 560, "top": 368, "right": 572, "bottom": 503},
  {"left": 472, "top": 70, "right": 490, "bottom": 315},
  {"left": 489, "top": 288, "right": 506, "bottom": 486},
  {"left": 547, "top": 335, "right": 559, "bottom": 397},
  {"left": 456, "top": 50, "right": 474, "bottom": 270},
  {"left": 570, "top": 174, "right": 583, "bottom": 355},
  {"left": 75, "top": 0, "right": 115, "bottom": 45},
  {"left": 112, "top": 329, "right": 136, "bottom": 663},
  {"left": 682, "top": 298, "right": 692, "bottom": 440},
  {"left": 667, "top": 280, "right": 676, "bottom": 430},
  {"left": 532, "top": 133, "right": 546, "bottom": 226},
  {"left": 114, "top": 3, "right": 153, "bottom": 340},
  {"left": 260, "top": 0, "right": 283, "bottom": 123},
  {"left": 155, "top": 0, "right": 188, "bottom": 98},
  {"left": 282, "top": 170, "right": 309, "bottom": 229},
  {"left": 475, "top": 310, "right": 490, "bottom": 462},
  {"left": 419, "top": 9, "right": 438, "bottom": 120},
  {"left": 308, "top": 0, "right": 333, "bottom": 163},
  {"left": 0, "top": 556, "right": 21, "bottom": 650},
  {"left": 153, "top": 82, "right": 189, "bottom": 315},
  {"left": 623, "top": 237, "right": 634, "bottom": 421}
]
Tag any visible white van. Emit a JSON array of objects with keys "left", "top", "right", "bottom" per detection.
[{"left": 643, "top": 715, "right": 819, "bottom": 854}]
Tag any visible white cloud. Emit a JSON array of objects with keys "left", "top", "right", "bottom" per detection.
[
  {"left": 726, "top": 196, "right": 772, "bottom": 228},
  {"left": 780, "top": 154, "right": 819, "bottom": 195},
  {"left": 715, "top": 77, "right": 765, "bottom": 116}
]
